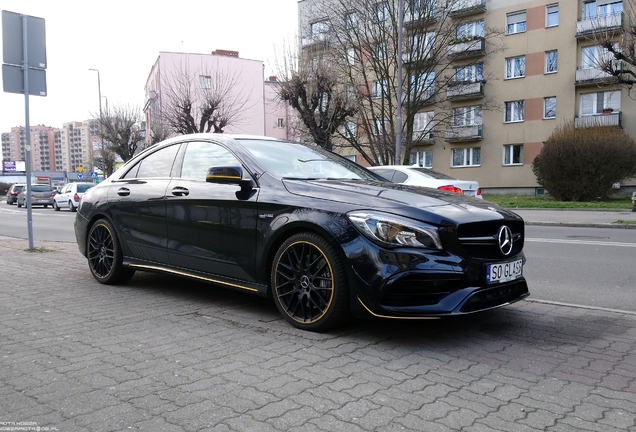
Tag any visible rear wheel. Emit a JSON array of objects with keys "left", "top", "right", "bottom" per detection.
[
  {"left": 271, "top": 232, "right": 349, "bottom": 332},
  {"left": 17, "top": 201, "right": 22, "bottom": 208},
  {"left": 69, "top": 201, "right": 76, "bottom": 212},
  {"left": 53, "top": 201, "right": 60, "bottom": 211},
  {"left": 87, "top": 219, "right": 135, "bottom": 284}
]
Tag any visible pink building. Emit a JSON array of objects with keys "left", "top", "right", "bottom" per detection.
[{"left": 144, "top": 50, "right": 295, "bottom": 142}]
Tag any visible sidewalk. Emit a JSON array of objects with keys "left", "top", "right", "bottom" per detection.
[{"left": 511, "top": 208, "right": 636, "bottom": 229}]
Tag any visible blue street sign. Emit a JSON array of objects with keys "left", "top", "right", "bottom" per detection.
[
  {"left": 90, "top": 171, "right": 98, "bottom": 178},
  {"left": 77, "top": 173, "right": 84, "bottom": 179}
]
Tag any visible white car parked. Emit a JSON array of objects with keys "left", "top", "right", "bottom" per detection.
[
  {"left": 368, "top": 165, "right": 483, "bottom": 199},
  {"left": 53, "top": 182, "right": 96, "bottom": 212}
]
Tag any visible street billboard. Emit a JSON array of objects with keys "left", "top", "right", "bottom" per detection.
[{"left": 2, "top": 160, "right": 26, "bottom": 172}]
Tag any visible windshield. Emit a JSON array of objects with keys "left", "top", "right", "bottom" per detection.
[
  {"left": 77, "top": 184, "right": 95, "bottom": 193},
  {"left": 239, "top": 139, "right": 381, "bottom": 181}
]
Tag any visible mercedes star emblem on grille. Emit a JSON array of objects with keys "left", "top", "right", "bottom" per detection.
[{"left": 497, "top": 225, "right": 513, "bottom": 256}]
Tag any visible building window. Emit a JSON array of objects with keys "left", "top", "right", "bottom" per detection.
[
  {"left": 345, "top": 155, "right": 357, "bottom": 162},
  {"left": 277, "top": 118, "right": 284, "bottom": 128},
  {"left": 452, "top": 147, "right": 481, "bottom": 167},
  {"left": 375, "top": 42, "right": 387, "bottom": 60},
  {"left": 375, "top": 2, "right": 389, "bottom": 22},
  {"left": 452, "top": 105, "right": 482, "bottom": 126},
  {"left": 506, "top": 11, "right": 526, "bottom": 34},
  {"left": 411, "top": 72, "right": 435, "bottom": 99},
  {"left": 408, "top": 32, "right": 436, "bottom": 59},
  {"left": 343, "top": 121, "right": 357, "bottom": 138},
  {"left": 372, "top": 80, "right": 387, "bottom": 98},
  {"left": 347, "top": 47, "right": 356, "bottom": 65},
  {"left": 546, "top": 4, "right": 558, "bottom": 27},
  {"left": 544, "top": 97, "right": 556, "bottom": 119},
  {"left": 413, "top": 111, "right": 434, "bottom": 140},
  {"left": 372, "top": 118, "right": 387, "bottom": 136},
  {"left": 580, "top": 91, "right": 621, "bottom": 115},
  {"left": 504, "top": 100, "right": 525, "bottom": 123},
  {"left": 581, "top": 44, "right": 617, "bottom": 69},
  {"left": 344, "top": 11, "right": 358, "bottom": 29},
  {"left": 505, "top": 56, "right": 526, "bottom": 79},
  {"left": 199, "top": 75, "right": 211, "bottom": 89},
  {"left": 310, "top": 20, "right": 329, "bottom": 38},
  {"left": 456, "top": 20, "right": 484, "bottom": 39},
  {"left": 455, "top": 64, "right": 483, "bottom": 82},
  {"left": 503, "top": 144, "right": 523, "bottom": 165},
  {"left": 545, "top": 50, "right": 558, "bottom": 73},
  {"left": 410, "top": 150, "right": 433, "bottom": 168}
]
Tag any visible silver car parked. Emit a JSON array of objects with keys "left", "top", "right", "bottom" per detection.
[
  {"left": 53, "top": 182, "right": 96, "bottom": 212},
  {"left": 16, "top": 184, "right": 56, "bottom": 208}
]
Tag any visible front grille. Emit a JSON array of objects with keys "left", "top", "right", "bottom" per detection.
[
  {"left": 456, "top": 220, "right": 524, "bottom": 260},
  {"left": 459, "top": 280, "right": 529, "bottom": 313}
]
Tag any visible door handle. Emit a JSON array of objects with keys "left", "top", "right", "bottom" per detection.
[
  {"left": 117, "top": 187, "right": 130, "bottom": 196},
  {"left": 171, "top": 187, "right": 190, "bottom": 196}
]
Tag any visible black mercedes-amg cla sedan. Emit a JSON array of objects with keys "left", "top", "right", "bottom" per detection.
[{"left": 75, "top": 134, "right": 529, "bottom": 331}]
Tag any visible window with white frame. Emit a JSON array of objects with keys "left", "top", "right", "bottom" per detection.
[
  {"left": 544, "top": 97, "right": 556, "bottom": 119},
  {"left": 597, "top": 1, "right": 624, "bottom": 18},
  {"left": 410, "top": 150, "right": 433, "bottom": 168},
  {"left": 506, "top": 56, "right": 526, "bottom": 79},
  {"left": 455, "top": 64, "right": 483, "bottom": 82},
  {"left": 452, "top": 147, "right": 481, "bottom": 167},
  {"left": 372, "top": 80, "right": 387, "bottom": 98},
  {"left": 504, "top": 100, "right": 525, "bottom": 122},
  {"left": 347, "top": 47, "right": 356, "bottom": 65},
  {"left": 344, "top": 11, "right": 358, "bottom": 29},
  {"left": 372, "top": 118, "right": 387, "bottom": 136},
  {"left": 310, "top": 20, "right": 329, "bottom": 38},
  {"left": 375, "top": 42, "right": 387, "bottom": 60},
  {"left": 413, "top": 111, "right": 434, "bottom": 140},
  {"left": 456, "top": 20, "right": 485, "bottom": 39},
  {"left": 277, "top": 118, "right": 284, "bottom": 128},
  {"left": 199, "top": 75, "right": 211, "bottom": 89},
  {"left": 506, "top": 11, "right": 526, "bottom": 34},
  {"left": 343, "top": 121, "right": 357, "bottom": 138},
  {"left": 545, "top": 50, "right": 558, "bottom": 73},
  {"left": 546, "top": 4, "right": 558, "bottom": 27},
  {"left": 408, "top": 32, "right": 436, "bottom": 59},
  {"left": 375, "top": 1, "right": 389, "bottom": 22},
  {"left": 503, "top": 144, "right": 523, "bottom": 165},
  {"left": 452, "top": 105, "right": 482, "bottom": 126},
  {"left": 580, "top": 91, "right": 621, "bottom": 115},
  {"left": 581, "top": 44, "right": 616, "bottom": 69},
  {"left": 411, "top": 72, "right": 435, "bottom": 99}
]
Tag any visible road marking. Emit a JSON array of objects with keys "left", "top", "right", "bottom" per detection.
[
  {"left": 526, "top": 238, "right": 636, "bottom": 248},
  {"left": 527, "top": 298, "right": 636, "bottom": 316}
]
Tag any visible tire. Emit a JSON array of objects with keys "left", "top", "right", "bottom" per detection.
[
  {"left": 271, "top": 232, "right": 349, "bottom": 332},
  {"left": 17, "top": 201, "right": 22, "bottom": 208},
  {"left": 86, "top": 219, "right": 135, "bottom": 284},
  {"left": 43, "top": 205, "right": 48, "bottom": 208},
  {"left": 69, "top": 201, "right": 76, "bottom": 212},
  {"left": 53, "top": 201, "right": 60, "bottom": 211}
]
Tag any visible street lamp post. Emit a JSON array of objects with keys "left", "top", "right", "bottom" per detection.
[
  {"left": 89, "top": 68, "right": 105, "bottom": 176},
  {"left": 396, "top": 0, "right": 404, "bottom": 165}
]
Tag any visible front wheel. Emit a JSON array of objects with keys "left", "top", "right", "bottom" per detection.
[
  {"left": 87, "top": 219, "right": 135, "bottom": 284},
  {"left": 271, "top": 232, "right": 349, "bottom": 332}
]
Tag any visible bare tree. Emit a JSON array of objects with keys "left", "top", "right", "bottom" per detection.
[
  {"left": 96, "top": 104, "right": 146, "bottom": 169},
  {"left": 291, "top": 0, "right": 505, "bottom": 165},
  {"left": 583, "top": 0, "right": 636, "bottom": 91},
  {"left": 158, "top": 60, "right": 254, "bottom": 135}
]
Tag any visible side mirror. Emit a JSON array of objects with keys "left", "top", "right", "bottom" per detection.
[{"left": 206, "top": 166, "right": 255, "bottom": 189}]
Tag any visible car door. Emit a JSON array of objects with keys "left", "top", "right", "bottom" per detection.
[
  {"left": 106, "top": 143, "right": 181, "bottom": 264},
  {"left": 55, "top": 184, "right": 72, "bottom": 209},
  {"left": 165, "top": 140, "right": 259, "bottom": 282}
]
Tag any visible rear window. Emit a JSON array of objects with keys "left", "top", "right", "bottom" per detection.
[
  {"left": 77, "top": 184, "right": 95, "bottom": 193},
  {"left": 12, "top": 185, "right": 25, "bottom": 192},
  {"left": 31, "top": 185, "right": 54, "bottom": 192},
  {"left": 412, "top": 168, "right": 455, "bottom": 180}
]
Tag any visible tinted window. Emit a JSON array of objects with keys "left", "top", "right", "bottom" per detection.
[
  {"left": 412, "top": 168, "right": 455, "bottom": 180},
  {"left": 77, "top": 184, "right": 95, "bottom": 193},
  {"left": 180, "top": 141, "right": 241, "bottom": 180},
  {"left": 13, "top": 185, "right": 25, "bottom": 192},
  {"left": 392, "top": 171, "right": 409, "bottom": 183},
  {"left": 32, "top": 185, "right": 53, "bottom": 192},
  {"left": 371, "top": 169, "right": 395, "bottom": 181},
  {"left": 134, "top": 144, "right": 180, "bottom": 178}
]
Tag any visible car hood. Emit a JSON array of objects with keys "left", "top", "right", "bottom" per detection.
[{"left": 282, "top": 179, "right": 521, "bottom": 225}]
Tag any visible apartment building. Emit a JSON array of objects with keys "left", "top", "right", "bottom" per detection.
[
  {"left": 143, "top": 50, "right": 294, "bottom": 142},
  {"left": 298, "top": 0, "right": 635, "bottom": 194}
]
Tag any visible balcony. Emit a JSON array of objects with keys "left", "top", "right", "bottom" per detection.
[
  {"left": 449, "top": 0, "right": 486, "bottom": 18},
  {"left": 576, "top": 13, "right": 624, "bottom": 38},
  {"left": 444, "top": 125, "right": 483, "bottom": 142},
  {"left": 575, "top": 112, "right": 622, "bottom": 128},
  {"left": 447, "top": 81, "right": 484, "bottom": 101},
  {"left": 413, "top": 131, "right": 434, "bottom": 144},
  {"left": 447, "top": 38, "right": 485, "bottom": 60},
  {"left": 404, "top": 11, "right": 436, "bottom": 27},
  {"left": 575, "top": 65, "right": 620, "bottom": 86}
]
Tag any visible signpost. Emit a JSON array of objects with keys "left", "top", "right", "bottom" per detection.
[{"left": 2, "top": 10, "right": 47, "bottom": 250}]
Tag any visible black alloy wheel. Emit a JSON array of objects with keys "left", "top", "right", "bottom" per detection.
[
  {"left": 87, "top": 219, "right": 135, "bottom": 284},
  {"left": 271, "top": 232, "right": 349, "bottom": 332}
]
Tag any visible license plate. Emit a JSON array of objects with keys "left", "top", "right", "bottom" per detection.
[
  {"left": 463, "top": 190, "right": 476, "bottom": 196},
  {"left": 486, "top": 259, "right": 523, "bottom": 284}
]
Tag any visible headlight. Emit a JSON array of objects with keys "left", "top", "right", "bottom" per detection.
[{"left": 347, "top": 211, "right": 442, "bottom": 249}]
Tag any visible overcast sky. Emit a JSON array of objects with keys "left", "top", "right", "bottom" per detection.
[{"left": 0, "top": 0, "right": 299, "bottom": 141}]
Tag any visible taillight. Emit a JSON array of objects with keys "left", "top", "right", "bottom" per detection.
[
  {"left": 73, "top": 193, "right": 81, "bottom": 202},
  {"left": 11, "top": 191, "right": 18, "bottom": 195},
  {"left": 437, "top": 185, "right": 462, "bottom": 194},
  {"left": 476, "top": 188, "right": 482, "bottom": 197}
]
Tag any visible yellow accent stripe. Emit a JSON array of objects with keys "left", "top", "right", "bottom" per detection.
[
  {"left": 357, "top": 297, "right": 440, "bottom": 320},
  {"left": 128, "top": 264, "right": 259, "bottom": 292}
]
